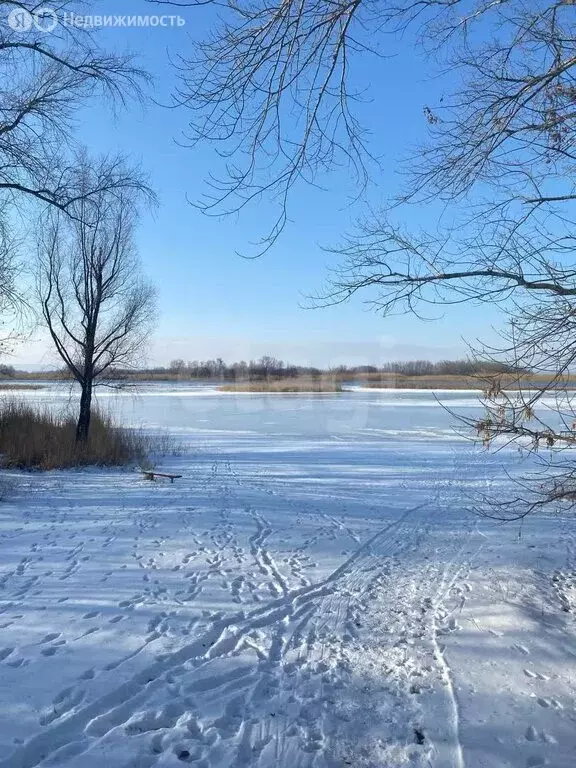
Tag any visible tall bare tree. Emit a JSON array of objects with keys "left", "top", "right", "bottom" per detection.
[
  {"left": 166, "top": 0, "right": 576, "bottom": 516},
  {"left": 37, "top": 162, "right": 156, "bottom": 442}
]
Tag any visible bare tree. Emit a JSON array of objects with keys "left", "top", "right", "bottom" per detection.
[
  {"left": 166, "top": 0, "right": 576, "bottom": 516},
  {"left": 37, "top": 162, "right": 157, "bottom": 442},
  {"left": 307, "top": 0, "right": 576, "bottom": 517},
  {"left": 0, "top": 202, "right": 22, "bottom": 355},
  {"left": 315, "top": 216, "right": 576, "bottom": 515},
  {"left": 0, "top": 0, "right": 149, "bottom": 359}
]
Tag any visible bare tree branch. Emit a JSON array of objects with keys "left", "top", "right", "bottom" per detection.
[
  {"left": 164, "top": 0, "right": 378, "bottom": 254},
  {"left": 0, "top": 0, "right": 149, "bottom": 212},
  {"left": 163, "top": 0, "right": 576, "bottom": 516}
]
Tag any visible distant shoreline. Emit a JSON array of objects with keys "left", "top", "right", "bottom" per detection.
[
  {"left": 0, "top": 383, "right": 46, "bottom": 391},
  {"left": 2, "top": 373, "right": 573, "bottom": 392}
]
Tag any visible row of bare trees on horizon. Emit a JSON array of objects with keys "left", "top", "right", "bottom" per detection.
[
  {"left": 0, "top": 357, "right": 528, "bottom": 381},
  {"left": 159, "top": 358, "right": 526, "bottom": 380}
]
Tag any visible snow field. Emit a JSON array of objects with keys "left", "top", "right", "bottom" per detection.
[{"left": 0, "top": 390, "right": 573, "bottom": 767}]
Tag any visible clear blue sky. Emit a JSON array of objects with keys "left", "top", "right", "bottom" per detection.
[{"left": 15, "top": 3, "right": 503, "bottom": 369}]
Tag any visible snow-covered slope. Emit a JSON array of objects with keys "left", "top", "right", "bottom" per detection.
[{"left": 0, "top": 388, "right": 573, "bottom": 767}]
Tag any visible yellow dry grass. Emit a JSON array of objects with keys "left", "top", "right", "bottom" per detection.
[{"left": 220, "top": 377, "right": 342, "bottom": 393}]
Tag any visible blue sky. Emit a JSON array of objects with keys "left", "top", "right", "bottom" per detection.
[{"left": 14, "top": 3, "right": 504, "bottom": 369}]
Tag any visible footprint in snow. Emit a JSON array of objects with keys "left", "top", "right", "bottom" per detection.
[
  {"left": 537, "top": 697, "right": 562, "bottom": 709},
  {"left": 40, "top": 688, "right": 86, "bottom": 725},
  {"left": 526, "top": 756, "right": 547, "bottom": 767},
  {"left": 7, "top": 656, "right": 27, "bottom": 668},
  {"left": 513, "top": 643, "right": 530, "bottom": 655},
  {"left": 77, "top": 627, "right": 99, "bottom": 639},
  {"left": 41, "top": 641, "right": 65, "bottom": 656},
  {"left": 80, "top": 668, "right": 95, "bottom": 680},
  {"left": 524, "top": 669, "right": 550, "bottom": 681},
  {"left": 40, "top": 632, "right": 61, "bottom": 644}
]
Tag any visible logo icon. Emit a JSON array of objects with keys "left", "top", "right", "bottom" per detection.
[
  {"left": 33, "top": 7, "right": 58, "bottom": 32},
  {"left": 7, "top": 8, "right": 33, "bottom": 31}
]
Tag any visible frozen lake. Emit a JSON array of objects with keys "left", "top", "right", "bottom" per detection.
[
  {"left": 0, "top": 383, "right": 574, "bottom": 768},
  {"left": 18, "top": 380, "right": 493, "bottom": 436}
]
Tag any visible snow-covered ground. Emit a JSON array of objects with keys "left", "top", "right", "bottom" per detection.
[{"left": 0, "top": 386, "right": 574, "bottom": 768}]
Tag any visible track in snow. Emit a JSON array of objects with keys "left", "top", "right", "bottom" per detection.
[{"left": 0, "top": 449, "right": 482, "bottom": 768}]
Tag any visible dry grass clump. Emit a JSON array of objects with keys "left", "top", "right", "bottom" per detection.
[
  {"left": 220, "top": 377, "right": 342, "bottom": 393},
  {"left": 0, "top": 400, "right": 150, "bottom": 470},
  {"left": 357, "top": 372, "right": 572, "bottom": 390},
  {"left": 359, "top": 374, "right": 479, "bottom": 390}
]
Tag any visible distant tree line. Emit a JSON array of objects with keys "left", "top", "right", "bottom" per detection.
[
  {"left": 156, "top": 356, "right": 323, "bottom": 381},
  {"left": 98, "top": 357, "right": 527, "bottom": 381},
  {"left": 333, "top": 360, "right": 527, "bottom": 377},
  {"left": 0, "top": 357, "right": 529, "bottom": 382}
]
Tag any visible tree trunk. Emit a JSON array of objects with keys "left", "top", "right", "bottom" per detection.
[{"left": 76, "top": 381, "right": 93, "bottom": 443}]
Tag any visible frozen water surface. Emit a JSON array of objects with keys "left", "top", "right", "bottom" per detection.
[{"left": 0, "top": 383, "right": 573, "bottom": 767}]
